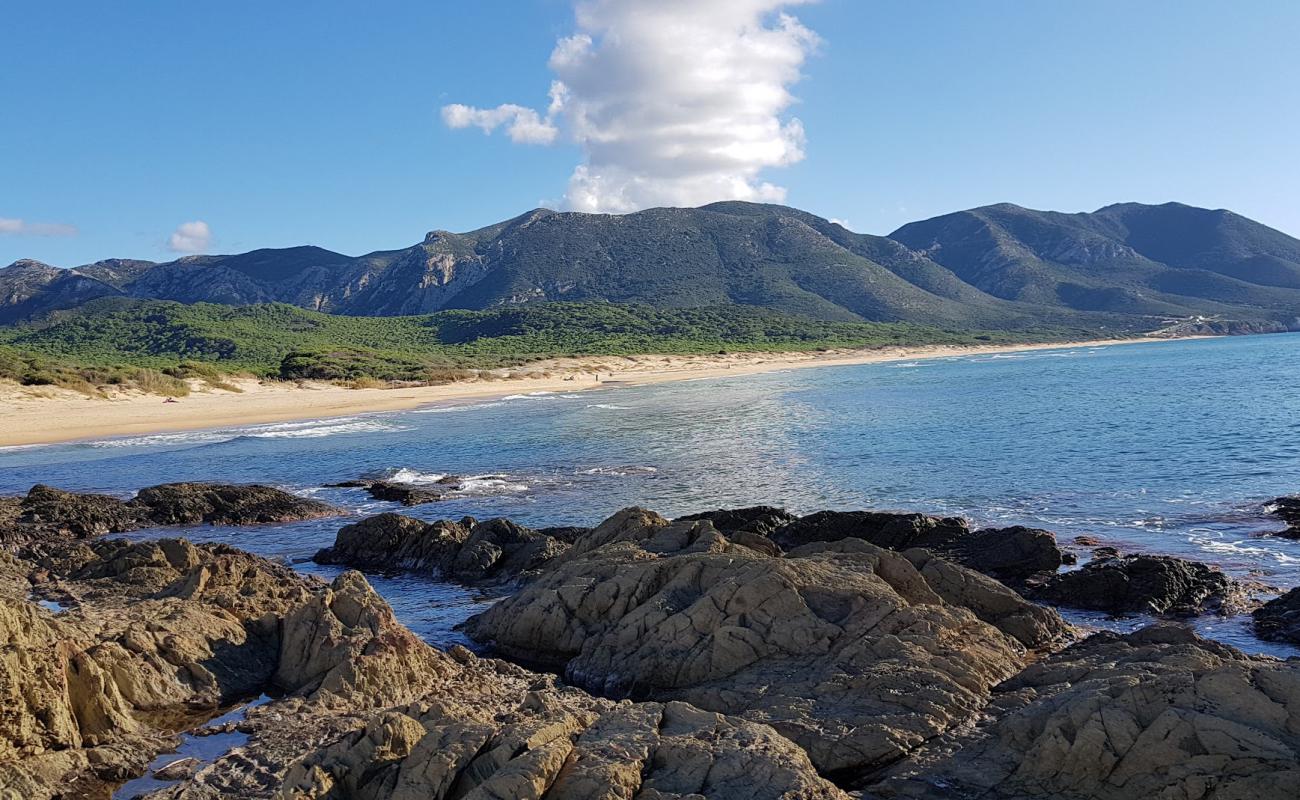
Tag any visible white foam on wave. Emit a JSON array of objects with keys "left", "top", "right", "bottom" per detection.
[
  {"left": 375, "top": 467, "right": 450, "bottom": 484},
  {"left": 85, "top": 416, "right": 406, "bottom": 449},
  {"left": 586, "top": 403, "right": 630, "bottom": 410},
  {"left": 578, "top": 465, "right": 658, "bottom": 476},
  {"left": 364, "top": 467, "right": 530, "bottom": 496},
  {"left": 502, "top": 391, "right": 564, "bottom": 401},
  {"left": 456, "top": 475, "right": 529, "bottom": 494},
  {"left": 413, "top": 402, "right": 505, "bottom": 414}
]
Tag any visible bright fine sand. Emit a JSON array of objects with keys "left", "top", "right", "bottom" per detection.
[{"left": 0, "top": 337, "right": 1197, "bottom": 447}]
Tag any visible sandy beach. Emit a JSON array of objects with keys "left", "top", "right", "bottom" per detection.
[{"left": 0, "top": 336, "right": 1198, "bottom": 447}]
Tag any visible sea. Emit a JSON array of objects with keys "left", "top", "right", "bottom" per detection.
[{"left": 5, "top": 333, "right": 1300, "bottom": 657}]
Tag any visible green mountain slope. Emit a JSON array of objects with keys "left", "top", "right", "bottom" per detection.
[
  {"left": 888, "top": 202, "right": 1300, "bottom": 326},
  {"left": 5, "top": 201, "right": 1300, "bottom": 334}
]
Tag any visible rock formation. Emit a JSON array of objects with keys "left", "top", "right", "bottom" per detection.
[
  {"left": 1254, "top": 587, "right": 1300, "bottom": 643},
  {"left": 1033, "top": 553, "right": 1247, "bottom": 616},
  {"left": 0, "top": 482, "right": 341, "bottom": 550},
  {"left": 1268, "top": 496, "right": 1300, "bottom": 538},
  {"left": 756, "top": 509, "right": 1065, "bottom": 581},
  {"left": 1, "top": 525, "right": 847, "bottom": 799},
  {"left": 867, "top": 624, "right": 1300, "bottom": 799},
  {"left": 465, "top": 508, "right": 1070, "bottom": 778},
  {"left": 128, "top": 483, "right": 340, "bottom": 527},
  {"left": 314, "top": 513, "right": 570, "bottom": 584},
  {"left": 329, "top": 475, "right": 514, "bottom": 506}
]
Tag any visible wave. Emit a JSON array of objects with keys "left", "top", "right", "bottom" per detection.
[
  {"left": 356, "top": 467, "right": 530, "bottom": 497},
  {"left": 586, "top": 403, "right": 631, "bottom": 410},
  {"left": 369, "top": 467, "right": 450, "bottom": 484},
  {"left": 501, "top": 391, "right": 564, "bottom": 401},
  {"left": 412, "top": 402, "right": 505, "bottom": 414},
  {"left": 577, "top": 465, "right": 658, "bottom": 476},
  {"left": 83, "top": 417, "right": 406, "bottom": 450}
]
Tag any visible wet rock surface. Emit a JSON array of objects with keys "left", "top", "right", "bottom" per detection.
[
  {"left": 0, "top": 482, "right": 341, "bottom": 550},
  {"left": 314, "top": 513, "right": 571, "bottom": 584},
  {"left": 329, "top": 475, "right": 512, "bottom": 506},
  {"left": 867, "top": 624, "right": 1300, "bottom": 799},
  {"left": 1033, "top": 553, "right": 1248, "bottom": 616},
  {"left": 1254, "top": 586, "right": 1300, "bottom": 643},
  {"left": 465, "top": 508, "right": 1068, "bottom": 778},
  {"left": 128, "top": 483, "right": 340, "bottom": 527},
  {"left": 1269, "top": 496, "right": 1300, "bottom": 538},
  {"left": 0, "top": 484, "right": 143, "bottom": 549}
]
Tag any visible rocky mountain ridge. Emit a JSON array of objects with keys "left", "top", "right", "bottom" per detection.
[{"left": 6, "top": 200, "right": 1300, "bottom": 332}]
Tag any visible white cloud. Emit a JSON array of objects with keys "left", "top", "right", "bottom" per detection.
[
  {"left": 168, "top": 220, "right": 212, "bottom": 253},
  {"left": 441, "top": 102, "right": 559, "bottom": 145},
  {"left": 0, "top": 217, "right": 78, "bottom": 237},
  {"left": 443, "top": 0, "right": 819, "bottom": 213}
]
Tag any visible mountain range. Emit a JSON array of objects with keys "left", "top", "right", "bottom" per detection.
[{"left": 5, "top": 201, "right": 1300, "bottom": 334}]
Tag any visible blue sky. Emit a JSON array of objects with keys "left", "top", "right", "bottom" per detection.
[{"left": 2, "top": 0, "right": 1297, "bottom": 267}]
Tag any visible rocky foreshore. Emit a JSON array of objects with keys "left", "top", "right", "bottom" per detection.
[
  {"left": 1, "top": 491, "right": 1297, "bottom": 799},
  {"left": 0, "top": 482, "right": 341, "bottom": 550}
]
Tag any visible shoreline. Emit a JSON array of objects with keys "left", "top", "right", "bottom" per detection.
[{"left": 0, "top": 335, "right": 1211, "bottom": 447}]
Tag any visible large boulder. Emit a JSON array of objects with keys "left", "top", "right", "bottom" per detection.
[
  {"left": 0, "top": 485, "right": 142, "bottom": 549},
  {"left": 466, "top": 508, "right": 1065, "bottom": 778},
  {"left": 766, "top": 510, "right": 1064, "bottom": 581},
  {"left": 1254, "top": 587, "right": 1300, "bottom": 643},
  {"left": 1, "top": 482, "right": 342, "bottom": 551},
  {"left": 956, "top": 525, "right": 1065, "bottom": 579},
  {"left": 130, "top": 482, "right": 341, "bottom": 526},
  {"left": 314, "top": 513, "right": 570, "bottom": 584},
  {"left": 869, "top": 624, "right": 1300, "bottom": 799},
  {"left": 1033, "top": 553, "right": 1247, "bottom": 615},
  {"left": 771, "top": 510, "right": 970, "bottom": 551},
  {"left": 679, "top": 506, "right": 798, "bottom": 537}
]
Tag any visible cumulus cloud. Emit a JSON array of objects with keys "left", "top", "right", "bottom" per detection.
[
  {"left": 442, "top": 0, "right": 819, "bottom": 213},
  {"left": 441, "top": 101, "right": 559, "bottom": 145},
  {"left": 168, "top": 220, "right": 212, "bottom": 253},
  {"left": 0, "top": 218, "right": 78, "bottom": 237}
]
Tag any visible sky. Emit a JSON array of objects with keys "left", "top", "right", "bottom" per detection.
[{"left": 2, "top": 0, "right": 1298, "bottom": 267}]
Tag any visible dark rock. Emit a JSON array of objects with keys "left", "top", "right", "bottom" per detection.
[
  {"left": 769, "top": 511, "right": 1065, "bottom": 582},
  {"left": 954, "top": 526, "right": 1063, "bottom": 579},
  {"left": 314, "top": 512, "right": 569, "bottom": 584},
  {"left": 129, "top": 482, "right": 340, "bottom": 526},
  {"left": 678, "top": 506, "right": 798, "bottom": 536},
  {"left": 1254, "top": 587, "right": 1300, "bottom": 643},
  {"left": 772, "top": 510, "right": 970, "bottom": 551},
  {"left": 331, "top": 475, "right": 514, "bottom": 506},
  {"left": 0, "top": 484, "right": 143, "bottom": 549},
  {"left": 1268, "top": 496, "right": 1300, "bottom": 538},
  {"left": 536, "top": 525, "right": 590, "bottom": 544},
  {"left": 1033, "top": 554, "right": 1246, "bottom": 616},
  {"left": 18, "top": 484, "right": 140, "bottom": 537},
  {"left": 352, "top": 480, "right": 449, "bottom": 506}
]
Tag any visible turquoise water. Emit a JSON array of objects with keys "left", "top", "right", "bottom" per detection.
[{"left": 4, "top": 334, "right": 1300, "bottom": 654}]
